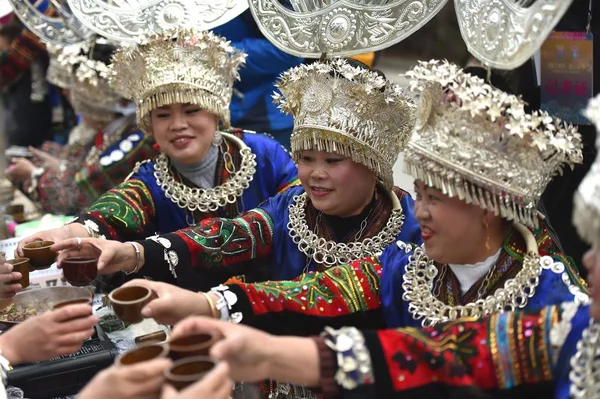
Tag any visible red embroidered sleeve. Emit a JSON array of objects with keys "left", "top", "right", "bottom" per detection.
[
  {"left": 359, "top": 306, "right": 558, "bottom": 397},
  {"left": 172, "top": 209, "right": 274, "bottom": 268},
  {"left": 224, "top": 258, "right": 386, "bottom": 335},
  {"left": 136, "top": 209, "right": 275, "bottom": 290}
]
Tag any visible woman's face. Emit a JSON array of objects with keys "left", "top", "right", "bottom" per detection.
[
  {"left": 583, "top": 248, "right": 600, "bottom": 321},
  {"left": 414, "top": 180, "right": 497, "bottom": 265},
  {"left": 298, "top": 150, "right": 377, "bottom": 217},
  {"left": 150, "top": 103, "right": 218, "bottom": 165}
]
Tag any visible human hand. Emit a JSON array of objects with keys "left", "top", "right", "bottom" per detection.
[
  {"left": 161, "top": 362, "right": 233, "bottom": 399},
  {"left": 121, "top": 279, "right": 213, "bottom": 325},
  {"left": 78, "top": 358, "right": 171, "bottom": 399},
  {"left": 0, "top": 262, "right": 24, "bottom": 298},
  {"left": 6, "top": 158, "right": 35, "bottom": 183},
  {"left": 29, "top": 146, "right": 62, "bottom": 172},
  {"left": 172, "top": 316, "right": 320, "bottom": 386},
  {"left": 16, "top": 226, "right": 81, "bottom": 257},
  {"left": 0, "top": 304, "right": 98, "bottom": 364},
  {"left": 53, "top": 238, "right": 137, "bottom": 275},
  {"left": 170, "top": 316, "right": 276, "bottom": 383}
]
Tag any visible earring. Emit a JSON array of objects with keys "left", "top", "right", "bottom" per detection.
[{"left": 212, "top": 130, "right": 223, "bottom": 146}]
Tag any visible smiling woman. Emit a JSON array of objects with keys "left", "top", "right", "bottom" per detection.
[
  {"left": 47, "top": 58, "right": 422, "bottom": 303},
  {"left": 11, "top": 28, "right": 300, "bottom": 293},
  {"left": 297, "top": 150, "right": 376, "bottom": 218},
  {"left": 149, "top": 104, "right": 219, "bottom": 165}
]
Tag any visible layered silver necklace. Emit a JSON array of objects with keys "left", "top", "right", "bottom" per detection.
[
  {"left": 154, "top": 132, "right": 257, "bottom": 213},
  {"left": 402, "top": 223, "right": 543, "bottom": 327},
  {"left": 286, "top": 192, "right": 405, "bottom": 267}
]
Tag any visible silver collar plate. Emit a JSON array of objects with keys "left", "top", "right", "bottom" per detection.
[
  {"left": 455, "top": 0, "right": 574, "bottom": 69},
  {"left": 248, "top": 0, "right": 449, "bottom": 58},
  {"left": 8, "top": 0, "right": 91, "bottom": 45},
  {"left": 64, "top": 0, "right": 249, "bottom": 42}
]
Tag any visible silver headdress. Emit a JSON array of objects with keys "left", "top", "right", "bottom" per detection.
[
  {"left": 248, "top": 0, "right": 572, "bottom": 68},
  {"left": 573, "top": 95, "right": 600, "bottom": 249},
  {"left": 404, "top": 60, "right": 583, "bottom": 228},
  {"left": 45, "top": 43, "right": 74, "bottom": 89},
  {"left": 249, "top": 0, "right": 448, "bottom": 58},
  {"left": 65, "top": 0, "right": 248, "bottom": 43},
  {"left": 454, "top": 0, "right": 574, "bottom": 69},
  {"left": 7, "top": 0, "right": 92, "bottom": 45},
  {"left": 63, "top": 39, "right": 121, "bottom": 121},
  {"left": 274, "top": 58, "right": 415, "bottom": 190},
  {"left": 110, "top": 29, "right": 246, "bottom": 134}
]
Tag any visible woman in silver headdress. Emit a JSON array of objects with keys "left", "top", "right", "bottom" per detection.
[
  {"left": 151, "top": 91, "right": 600, "bottom": 399},
  {"left": 50, "top": 57, "right": 421, "bottom": 298},
  {"left": 7, "top": 29, "right": 299, "bottom": 294}
]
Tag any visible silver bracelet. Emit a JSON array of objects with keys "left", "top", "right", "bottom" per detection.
[
  {"left": 321, "top": 326, "right": 375, "bottom": 390},
  {"left": 124, "top": 241, "right": 141, "bottom": 275},
  {"left": 209, "top": 285, "right": 243, "bottom": 323},
  {"left": 67, "top": 219, "right": 107, "bottom": 240}
]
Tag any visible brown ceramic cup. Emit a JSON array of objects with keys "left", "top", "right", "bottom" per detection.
[
  {"left": 61, "top": 257, "right": 98, "bottom": 286},
  {"left": 22, "top": 241, "right": 56, "bottom": 270},
  {"left": 52, "top": 297, "right": 93, "bottom": 310},
  {"left": 135, "top": 331, "right": 168, "bottom": 346},
  {"left": 115, "top": 343, "right": 169, "bottom": 367},
  {"left": 6, "top": 258, "right": 30, "bottom": 289},
  {"left": 164, "top": 356, "right": 216, "bottom": 391},
  {"left": 52, "top": 297, "right": 93, "bottom": 321},
  {"left": 108, "top": 286, "right": 155, "bottom": 324},
  {"left": 168, "top": 332, "right": 220, "bottom": 360}
]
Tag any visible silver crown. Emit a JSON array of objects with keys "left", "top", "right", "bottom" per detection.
[
  {"left": 65, "top": 0, "right": 248, "bottom": 43},
  {"left": 275, "top": 58, "right": 415, "bottom": 190},
  {"left": 455, "top": 0, "right": 574, "bottom": 69},
  {"left": 7, "top": 0, "right": 91, "bottom": 45},
  {"left": 573, "top": 95, "right": 600, "bottom": 249},
  {"left": 404, "top": 60, "right": 583, "bottom": 228},
  {"left": 110, "top": 29, "right": 246, "bottom": 133},
  {"left": 249, "top": 0, "right": 447, "bottom": 58}
]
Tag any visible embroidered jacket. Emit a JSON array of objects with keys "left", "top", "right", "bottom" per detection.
[
  {"left": 134, "top": 184, "right": 421, "bottom": 291},
  {"left": 324, "top": 303, "right": 590, "bottom": 398},
  {"left": 77, "top": 129, "right": 298, "bottom": 238},
  {"left": 199, "top": 226, "right": 587, "bottom": 336}
]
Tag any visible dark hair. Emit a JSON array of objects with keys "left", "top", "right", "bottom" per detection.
[
  {"left": 89, "top": 41, "right": 117, "bottom": 65},
  {"left": 0, "top": 22, "right": 23, "bottom": 44},
  {"left": 72, "top": 38, "right": 118, "bottom": 73}
]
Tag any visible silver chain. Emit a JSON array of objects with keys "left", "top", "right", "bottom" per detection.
[
  {"left": 288, "top": 193, "right": 405, "bottom": 268},
  {"left": 402, "top": 244, "right": 543, "bottom": 328},
  {"left": 154, "top": 132, "right": 257, "bottom": 214},
  {"left": 476, "top": 261, "right": 499, "bottom": 300},
  {"left": 303, "top": 207, "right": 374, "bottom": 272}
]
